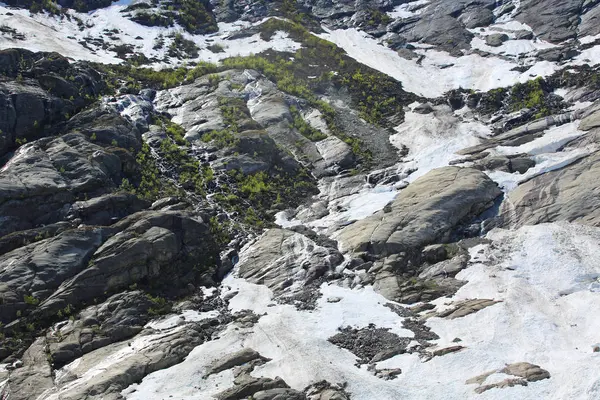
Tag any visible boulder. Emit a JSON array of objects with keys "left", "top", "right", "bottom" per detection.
[
  {"left": 337, "top": 167, "right": 502, "bottom": 257},
  {"left": 217, "top": 376, "right": 289, "bottom": 400},
  {"left": 579, "top": 102, "right": 600, "bottom": 131},
  {"left": 253, "top": 389, "right": 306, "bottom": 400},
  {"left": 314, "top": 136, "right": 355, "bottom": 170},
  {"left": 204, "top": 348, "right": 266, "bottom": 377},
  {"left": 485, "top": 33, "right": 509, "bottom": 47},
  {"left": 237, "top": 229, "right": 344, "bottom": 294}
]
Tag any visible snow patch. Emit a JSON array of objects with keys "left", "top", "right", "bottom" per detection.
[
  {"left": 123, "top": 222, "right": 600, "bottom": 400},
  {"left": 319, "top": 28, "right": 560, "bottom": 97}
]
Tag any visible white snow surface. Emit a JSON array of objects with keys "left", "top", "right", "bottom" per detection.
[
  {"left": 391, "top": 105, "right": 488, "bottom": 182},
  {"left": 318, "top": 28, "right": 560, "bottom": 98},
  {"left": 0, "top": 6, "right": 301, "bottom": 65},
  {"left": 123, "top": 222, "right": 600, "bottom": 400}
]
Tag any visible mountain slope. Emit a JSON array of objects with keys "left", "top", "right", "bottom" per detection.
[{"left": 1, "top": 1, "right": 600, "bottom": 399}]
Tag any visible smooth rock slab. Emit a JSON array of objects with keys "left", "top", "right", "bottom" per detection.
[
  {"left": 500, "top": 151, "right": 600, "bottom": 227},
  {"left": 337, "top": 167, "right": 502, "bottom": 257}
]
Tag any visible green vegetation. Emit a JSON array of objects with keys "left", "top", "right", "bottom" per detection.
[
  {"left": 146, "top": 293, "right": 171, "bottom": 316},
  {"left": 164, "top": 120, "right": 187, "bottom": 145},
  {"left": 363, "top": 8, "right": 392, "bottom": 28},
  {"left": 93, "top": 61, "right": 218, "bottom": 90},
  {"left": 130, "top": 0, "right": 217, "bottom": 34},
  {"left": 29, "top": 0, "right": 62, "bottom": 14},
  {"left": 476, "top": 76, "right": 565, "bottom": 120},
  {"left": 211, "top": 167, "right": 316, "bottom": 229},
  {"left": 124, "top": 142, "right": 180, "bottom": 201},
  {"left": 509, "top": 77, "right": 551, "bottom": 118},
  {"left": 23, "top": 295, "right": 40, "bottom": 306},
  {"left": 168, "top": 33, "right": 199, "bottom": 59},
  {"left": 289, "top": 105, "right": 327, "bottom": 141},
  {"left": 201, "top": 97, "right": 249, "bottom": 148},
  {"left": 56, "top": 304, "right": 74, "bottom": 319}
]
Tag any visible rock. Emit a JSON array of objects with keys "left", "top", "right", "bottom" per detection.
[
  {"left": 474, "top": 155, "right": 535, "bottom": 174},
  {"left": 304, "top": 380, "right": 350, "bottom": 400},
  {"left": 337, "top": 167, "right": 499, "bottom": 302},
  {"left": 0, "top": 52, "right": 104, "bottom": 156},
  {"left": 413, "top": 103, "right": 434, "bottom": 114},
  {"left": 375, "top": 368, "right": 403, "bottom": 380},
  {"left": 0, "top": 228, "right": 104, "bottom": 323},
  {"left": 0, "top": 221, "right": 71, "bottom": 256},
  {"left": 418, "top": 254, "right": 468, "bottom": 279},
  {"left": 237, "top": 229, "right": 343, "bottom": 294},
  {"left": 536, "top": 47, "right": 580, "bottom": 62},
  {"left": 68, "top": 192, "right": 150, "bottom": 226},
  {"left": 395, "top": 15, "right": 474, "bottom": 51},
  {"left": 34, "top": 211, "right": 218, "bottom": 319},
  {"left": 48, "top": 323, "right": 216, "bottom": 400},
  {"left": 46, "top": 291, "right": 157, "bottom": 367},
  {"left": 458, "top": 7, "right": 494, "bottom": 29},
  {"left": 253, "top": 389, "right": 306, "bottom": 400},
  {"left": 579, "top": 102, "right": 600, "bottom": 131},
  {"left": 421, "top": 244, "right": 452, "bottom": 264},
  {"left": 6, "top": 338, "right": 53, "bottom": 400},
  {"left": 216, "top": 376, "right": 289, "bottom": 400},
  {"left": 337, "top": 167, "right": 501, "bottom": 257},
  {"left": 515, "top": 30, "right": 534, "bottom": 40},
  {"left": 515, "top": 0, "right": 582, "bottom": 43},
  {"left": 328, "top": 325, "right": 410, "bottom": 364},
  {"left": 433, "top": 299, "right": 501, "bottom": 319},
  {"left": 579, "top": 2, "right": 600, "bottom": 38},
  {"left": 0, "top": 132, "right": 135, "bottom": 237},
  {"left": 315, "top": 136, "right": 355, "bottom": 170},
  {"left": 233, "top": 130, "right": 300, "bottom": 174},
  {"left": 485, "top": 33, "right": 509, "bottom": 47},
  {"left": 66, "top": 107, "right": 143, "bottom": 150},
  {"left": 500, "top": 151, "right": 600, "bottom": 227},
  {"left": 432, "top": 345, "right": 464, "bottom": 356},
  {"left": 467, "top": 362, "right": 550, "bottom": 394},
  {"left": 501, "top": 362, "right": 551, "bottom": 382},
  {"left": 475, "top": 378, "right": 528, "bottom": 394},
  {"left": 205, "top": 348, "right": 266, "bottom": 377},
  {"left": 458, "top": 111, "right": 577, "bottom": 156}
]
